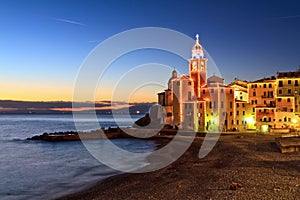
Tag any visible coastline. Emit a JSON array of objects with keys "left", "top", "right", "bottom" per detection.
[{"left": 57, "top": 133, "right": 300, "bottom": 199}]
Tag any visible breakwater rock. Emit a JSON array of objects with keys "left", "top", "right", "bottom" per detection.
[{"left": 27, "top": 128, "right": 135, "bottom": 142}]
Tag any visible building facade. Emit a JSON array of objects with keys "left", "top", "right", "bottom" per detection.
[{"left": 158, "top": 35, "right": 300, "bottom": 132}]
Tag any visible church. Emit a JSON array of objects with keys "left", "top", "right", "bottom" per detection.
[
  {"left": 157, "top": 35, "right": 300, "bottom": 133},
  {"left": 157, "top": 35, "right": 235, "bottom": 132}
]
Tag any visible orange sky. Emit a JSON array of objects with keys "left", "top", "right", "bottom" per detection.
[{"left": 0, "top": 81, "right": 160, "bottom": 103}]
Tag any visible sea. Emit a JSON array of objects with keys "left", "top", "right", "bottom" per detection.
[{"left": 0, "top": 114, "right": 156, "bottom": 200}]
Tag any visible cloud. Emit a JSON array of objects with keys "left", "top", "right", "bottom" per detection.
[
  {"left": 52, "top": 17, "right": 86, "bottom": 26},
  {"left": 270, "top": 15, "right": 300, "bottom": 20}
]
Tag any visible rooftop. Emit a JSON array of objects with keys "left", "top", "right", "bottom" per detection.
[{"left": 277, "top": 71, "right": 300, "bottom": 78}]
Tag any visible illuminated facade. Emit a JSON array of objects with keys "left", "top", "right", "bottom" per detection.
[{"left": 158, "top": 35, "right": 300, "bottom": 132}]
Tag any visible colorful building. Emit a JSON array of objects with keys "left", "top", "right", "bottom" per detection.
[{"left": 157, "top": 35, "right": 300, "bottom": 133}]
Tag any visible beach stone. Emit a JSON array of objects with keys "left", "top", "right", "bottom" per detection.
[{"left": 230, "top": 182, "right": 243, "bottom": 190}]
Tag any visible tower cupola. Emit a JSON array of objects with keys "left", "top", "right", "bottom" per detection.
[{"left": 192, "top": 34, "right": 204, "bottom": 59}]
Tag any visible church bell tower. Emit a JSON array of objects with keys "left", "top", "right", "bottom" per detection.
[{"left": 189, "top": 34, "right": 208, "bottom": 99}]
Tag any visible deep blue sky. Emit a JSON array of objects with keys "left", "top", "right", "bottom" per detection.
[{"left": 1, "top": 0, "right": 300, "bottom": 101}]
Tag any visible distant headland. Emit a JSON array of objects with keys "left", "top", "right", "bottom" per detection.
[{"left": 0, "top": 100, "right": 155, "bottom": 114}]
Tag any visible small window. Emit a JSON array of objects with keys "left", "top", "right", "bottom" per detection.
[
  {"left": 243, "top": 111, "right": 245, "bottom": 115},
  {"left": 263, "top": 84, "right": 266, "bottom": 88},
  {"left": 287, "top": 98, "right": 290, "bottom": 102},
  {"left": 278, "top": 98, "right": 282, "bottom": 102},
  {"left": 269, "top": 83, "right": 272, "bottom": 88},
  {"left": 237, "top": 104, "right": 239, "bottom": 108},
  {"left": 279, "top": 90, "right": 282, "bottom": 94},
  {"left": 237, "top": 111, "right": 239, "bottom": 116},
  {"left": 279, "top": 80, "right": 283, "bottom": 87},
  {"left": 288, "top": 80, "right": 291, "bottom": 84},
  {"left": 253, "top": 92, "right": 256, "bottom": 96},
  {"left": 203, "top": 89, "right": 205, "bottom": 94},
  {"left": 288, "top": 89, "right": 291, "bottom": 94},
  {"left": 230, "top": 89, "right": 233, "bottom": 94},
  {"left": 296, "top": 80, "right": 298, "bottom": 86},
  {"left": 211, "top": 89, "right": 214, "bottom": 93}
]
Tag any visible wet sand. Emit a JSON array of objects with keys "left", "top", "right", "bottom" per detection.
[{"left": 58, "top": 133, "right": 300, "bottom": 199}]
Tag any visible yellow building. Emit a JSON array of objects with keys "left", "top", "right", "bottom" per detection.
[{"left": 275, "top": 71, "right": 300, "bottom": 130}]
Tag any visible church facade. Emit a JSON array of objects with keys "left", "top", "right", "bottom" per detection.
[{"left": 157, "top": 35, "right": 300, "bottom": 133}]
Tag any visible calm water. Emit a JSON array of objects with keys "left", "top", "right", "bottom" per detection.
[{"left": 0, "top": 114, "right": 155, "bottom": 200}]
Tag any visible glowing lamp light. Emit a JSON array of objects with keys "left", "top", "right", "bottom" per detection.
[
  {"left": 245, "top": 117, "right": 254, "bottom": 125},
  {"left": 292, "top": 118, "right": 298, "bottom": 124},
  {"left": 212, "top": 117, "right": 217, "bottom": 123},
  {"left": 261, "top": 125, "right": 268, "bottom": 132}
]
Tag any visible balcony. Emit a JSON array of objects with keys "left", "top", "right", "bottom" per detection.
[
  {"left": 266, "top": 102, "right": 276, "bottom": 107},
  {"left": 261, "top": 94, "right": 274, "bottom": 98}
]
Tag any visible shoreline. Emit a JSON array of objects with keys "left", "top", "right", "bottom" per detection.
[{"left": 57, "top": 133, "right": 300, "bottom": 199}]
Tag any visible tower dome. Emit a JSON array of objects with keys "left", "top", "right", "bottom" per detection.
[
  {"left": 192, "top": 34, "right": 204, "bottom": 58},
  {"left": 168, "top": 69, "right": 178, "bottom": 90}
]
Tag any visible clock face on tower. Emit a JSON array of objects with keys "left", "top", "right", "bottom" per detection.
[{"left": 192, "top": 61, "right": 197, "bottom": 71}]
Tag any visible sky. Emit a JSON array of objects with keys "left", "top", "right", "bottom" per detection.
[{"left": 1, "top": 0, "right": 300, "bottom": 102}]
